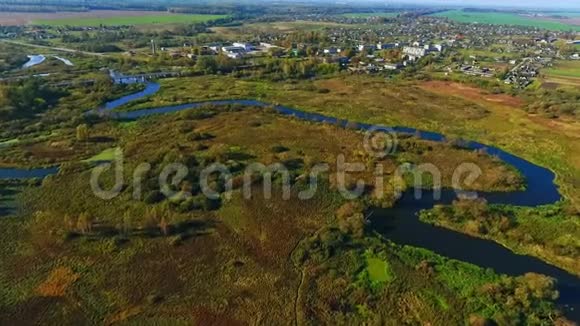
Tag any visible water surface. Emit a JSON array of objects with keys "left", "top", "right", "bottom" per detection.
[{"left": 22, "top": 55, "right": 46, "bottom": 68}]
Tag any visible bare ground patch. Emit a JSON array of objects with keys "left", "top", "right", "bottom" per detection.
[{"left": 419, "top": 80, "right": 524, "bottom": 108}]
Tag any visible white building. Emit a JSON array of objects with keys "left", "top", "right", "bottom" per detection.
[
  {"left": 222, "top": 46, "right": 246, "bottom": 59},
  {"left": 403, "top": 46, "right": 428, "bottom": 61},
  {"left": 432, "top": 44, "right": 444, "bottom": 52},
  {"left": 323, "top": 47, "right": 341, "bottom": 55},
  {"left": 358, "top": 44, "right": 375, "bottom": 53},
  {"left": 384, "top": 63, "right": 402, "bottom": 70},
  {"left": 233, "top": 42, "right": 254, "bottom": 51}
]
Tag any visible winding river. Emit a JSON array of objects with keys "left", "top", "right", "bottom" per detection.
[{"left": 1, "top": 81, "right": 578, "bottom": 319}]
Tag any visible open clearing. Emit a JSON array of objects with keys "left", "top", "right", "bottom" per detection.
[
  {"left": 366, "top": 256, "right": 394, "bottom": 283},
  {"left": 431, "top": 10, "right": 580, "bottom": 31},
  {"left": 419, "top": 80, "right": 524, "bottom": 108},
  {"left": 0, "top": 10, "right": 227, "bottom": 26}
]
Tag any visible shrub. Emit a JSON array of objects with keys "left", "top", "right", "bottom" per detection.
[
  {"left": 189, "top": 132, "right": 214, "bottom": 141},
  {"left": 144, "top": 191, "right": 164, "bottom": 204},
  {"left": 336, "top": 202, "right": 366, "bottom": 238},
  {"left": 271, "top": 145, "right": 290, "bottom": 153}
]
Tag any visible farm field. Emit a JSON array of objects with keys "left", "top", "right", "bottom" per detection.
[
  {"left": 545, "top": 60, "right": 580, "bottom": 79},
  {"left": 431, "top": 10, "right": 580, "bottom": 31},
  {"left": 520, "top": 12, "right": 580, "bottom": 26},
  {"left": 27, "top": 11, "right": 226, "bottom": 27},
  {"left": 551, "top": 12, "right": 580, "bottom": 17},
  {"left": 542, "top": 61, "right": 580, "bottom": 87},
  {"left": 0, "top": 10, "right": 172, "bottom": 26}
]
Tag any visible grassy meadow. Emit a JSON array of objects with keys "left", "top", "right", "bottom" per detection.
[
  {"left": 431, "top": 10, "right": 580, "bottom": 31},
  {"left": 102, "top": 75, "right": 580, "bottom": 275},
  {"left": 32, "top": 13, "right": 227, "bottom": 27},
  {"left": 117, "top": 75, "right": 580, "bottom": 209},
  {"left": 0, "top": 107, "right": 563, "bottom": 323}
]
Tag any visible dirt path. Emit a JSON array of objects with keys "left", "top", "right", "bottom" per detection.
[{"left": 289, "top": 226, "right": 328, "bottom": 326}]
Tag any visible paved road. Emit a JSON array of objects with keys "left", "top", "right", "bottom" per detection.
[{"left": 0, "top": 39, "right": 108, "bottom": 57}]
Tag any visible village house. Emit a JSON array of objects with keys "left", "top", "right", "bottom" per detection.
[
  {"left": 377, "top": 42, "right": 396, "bottom": 50},
  {"left": 402, "top": 46, "right": 428, "bottom": 61},
  {"left": 358, "top": 44, "right": 375, "bottom": 53},
  {"left": 323, "top": 47, "right": 341, "bottom": 55}
]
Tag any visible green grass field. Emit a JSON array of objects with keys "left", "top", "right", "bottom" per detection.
[
  {"left": 341, "top": 12, "right": 399, "bottom": 18},
  {"left": 431, "top": 10, "right": 580, "bottom": 31},
  {"left": 365, "top": 256, "right": 394, "bottom": 283},
  {"left": 32, "top": 13, "right": 227, "bottom": 27},
  {"left": 82, "top": 147, "right": 117, "bottom": 163},
  {"left": 459, "top": 48, "right": 519, "bottom": 60},
  {"left": 542, "top": 60, "right": 580, "bottom": 88},
  {"left": 545, "top": 61, "right": 580, "bottom": 78}
]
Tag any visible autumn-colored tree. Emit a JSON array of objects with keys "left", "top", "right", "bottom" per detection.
[
  {"left": 336, "top": 202, "right": 366, "bottom": 238},
  {"left": 144, "top": 206, "right": 159, "bottom": 229},
  {"left": 158, "top": 215, "right": 169, "bottom": 237},
  {"left": 122, "top": 211, "right": 132, "bottom": 236},
  {"left": 63, "top": 214, "right": 76, "bottom": 231},
  {"left": 76, "top": 124, "right": 90, "bottom": 142},
  {"left": 77, "top": 212, "right": 92, "bottom": 234}
]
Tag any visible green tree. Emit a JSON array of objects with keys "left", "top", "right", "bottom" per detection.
[{"left": 195, "top": 55, "right": 218, "bottom": 74}]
